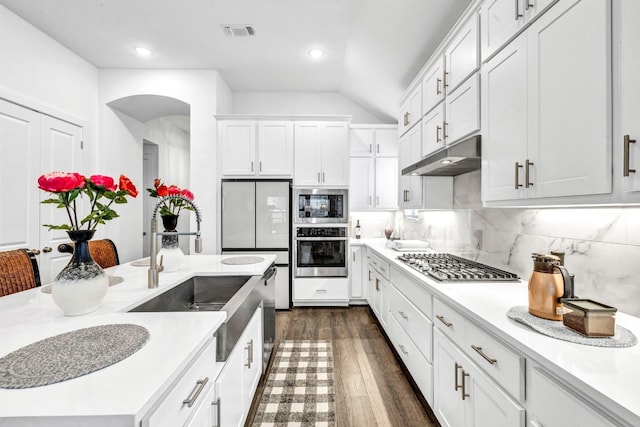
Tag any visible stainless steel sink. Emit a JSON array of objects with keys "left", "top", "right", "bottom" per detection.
[
  {"left": 129, "top": 275, "right": 252, "bottom": 312},
  {"left": 129, "top": 274, "right": 265, "bottom": 361}
]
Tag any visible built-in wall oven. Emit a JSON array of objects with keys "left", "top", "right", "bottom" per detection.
[
  {"left": 294, "top": 188, "right": 348, "bottom": 224},
  {"left": 294, "top": 225, "right": 348, "bottom": 277}
]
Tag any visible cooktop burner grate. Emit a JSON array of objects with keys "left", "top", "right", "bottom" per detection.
[{"left": 397, "top": 253, "right": 520, "bottom": 282}]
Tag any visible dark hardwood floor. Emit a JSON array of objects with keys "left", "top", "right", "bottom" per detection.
[{"left": 246, "top": 306, "right": 437, "bottom": 426}]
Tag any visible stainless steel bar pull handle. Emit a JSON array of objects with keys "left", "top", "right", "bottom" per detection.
[
  {"left": 399, "top": 345, "right": 408, "bottom": 355},
  {"left": 317, "top": 172, "right": 321, "bottom": 183},
  {"left": 461, "top": 370, "right": 470, "bottom": 400},
  {"left": 322, "top": 172, "right": 325, "bottom": 183},
  {"left": 259, "top": 161, "right": 262, "bottom": 172},
  {"left": 436, "top": 315, "right": 453, "bottom": 327},
  {"left": 525, "top": 159, "right": 534, "bottom": 188},
  {"left": 376, "top": 196, "right": 380, "bottom": 206},
  {"left": 515, "top": 162, "right": 523, "bottom": 189},
  {"left": 436, "top": 125, "right": 442, "bottom": 143},
  {"left": 436, "top": 77, "right": 442, "bottom": 95},
  {"left": 444, "top": 72, "right": 449, "bottom": 89},
  {"left": 369, "top": 196, "right": 372, "bottom": 206},
  {"left": 398, "top": 310, "right": 408, "bottom": 320},
  {"left": 212, "top": 398, "right": 221, "bottom": 427},
  {"left": 471, "top": 345, "right": 497, "bottom": 365},
  {"left": 182, "top": 377, "right": 209, "bottom": 407},
  {"left": 443, "top": 121, "right": 448, "bottom": 139},
  {"left": 524, "top": 0, "right": 534, "bottom": 11},
  {"left": 251, "top": 161, "right": 254, "bottom": 172},
  {"left": 369, "top": 144, "right": 372, "bottom": 153},
  {"left": 515, "top": 0, "right": 523, "bottom": 19},
  {"left": 624, "top": 135, "right": 636, "bottom": 176},
  {"left": 377, "top": 144, "right": 380, "bottom": 154},
  {"left": 454, "top": 362, "right": 463, "bottom": 391}
]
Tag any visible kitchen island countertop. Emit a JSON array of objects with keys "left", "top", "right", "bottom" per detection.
[{"left": 0, "top": 254, "right": 276, "bottom": 425}]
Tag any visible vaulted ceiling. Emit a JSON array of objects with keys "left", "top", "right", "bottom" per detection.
[{"left": 0, "top": 0, "right": 472, "bottom": 122}]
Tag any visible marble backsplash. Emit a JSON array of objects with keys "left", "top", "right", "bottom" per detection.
[{"left": 352, "top": 171, "right": 640, "bottom": 316}]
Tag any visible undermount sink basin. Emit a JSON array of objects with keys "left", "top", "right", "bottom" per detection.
[{"left": 129, "top": 276, "right": 251, "bottom": 313}]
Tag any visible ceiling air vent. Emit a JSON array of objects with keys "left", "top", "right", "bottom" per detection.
[{"left": 222, "top": 25, "right": 256, "bottom": 37}]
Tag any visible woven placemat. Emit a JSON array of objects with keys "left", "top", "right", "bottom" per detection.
[
  {"left": 41, "top": 276, "right": 124, "bottom": 294},
  {"left": 0, "top": 324, "right": 149, "bottom": 388},
  {"left": 221, "top": 256, "right": 264, "bottom": 265},
  {"left": 507, "top": 306, "right": 637, "bottom": 348}
]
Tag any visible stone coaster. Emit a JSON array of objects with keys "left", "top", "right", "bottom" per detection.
[
  {"left": 507, "top": 306, "right": 637, "bottom": 348},
  {"left": 221, "top": 256, "right": 264, "bottom": 265},
  {"left": 0, "top": 324, "right": 149, "bottom": 388},
  {"left": 41, "top": 276, "right": 124, "bottom": 294}
]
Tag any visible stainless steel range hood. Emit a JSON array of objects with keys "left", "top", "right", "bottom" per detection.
[{"left": 401, "top": 135, "right": 481, "bottom": 176}]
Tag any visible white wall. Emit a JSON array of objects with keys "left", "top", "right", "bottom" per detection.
[
  {"left": 0, "top": 5, "right": 99, "bottom": 173},
  {"left": 232, "top": 91, "right": 388, "bottom": 124},
  {"left": 99, "top": 69, "right": 222, "bottom": 261}
]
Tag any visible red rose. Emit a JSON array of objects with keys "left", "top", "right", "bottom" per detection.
[
  {"left": 37, "top": 172, "right": 84, "bottom": 193},
  {"left": 156, "top": 185, "right": 168, "bottom": 197},
  {"left": 180, "top": 189, "right": 194, "bottom": 200},
  {"left": 119, "top": 175, "right": 138, "bottom": 198},
  {"left": 153, "top": 178, "right": 161, "bottom": 189},
  {"left": 89, "top": 175, "right": 117, "bottom": 191},
  {"left": 167, "top": 185, "right": 181, "bottom": 195}
]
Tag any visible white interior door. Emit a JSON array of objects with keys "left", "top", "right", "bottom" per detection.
[
  {"left": 0, "top": 100, "right": 40, "bottom": 254},
  {"left": 221, "top": 181, "right": 256, "bottom": 249},
  {"left": 255, "top": 181, "right": 289, "bottom": 249},
  {"left": 39, "top": 115, "right": 83, "bottom": 283}
]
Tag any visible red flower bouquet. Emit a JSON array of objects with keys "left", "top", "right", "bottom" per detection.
[
  {"left": 146, "top": 178, "right": 194, "bottom": 217},
  {"left": 38, "top": 172, "right": 138, "bottom": 230}
]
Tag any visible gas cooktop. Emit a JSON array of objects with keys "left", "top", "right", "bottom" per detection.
[{"left": 397, "top": 253, "right": 520, "bottom": 282}]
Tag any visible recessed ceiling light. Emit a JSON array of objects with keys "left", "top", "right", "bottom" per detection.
[
  {"left": 134, "top": 46, "right": 152, "bottom": 57},
  {"left": 308, "top": 48, "right": 324, "bottom": 59}
]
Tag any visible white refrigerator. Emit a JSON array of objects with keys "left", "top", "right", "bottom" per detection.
[{"left": 221, "top": 180, "right": 291, "bottom": 309}]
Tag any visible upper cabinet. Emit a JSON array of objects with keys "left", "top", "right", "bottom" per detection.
[
  {"left": 621, "top": 0, "right": 640, "bottom": 195},
  {"left": 220, "top": 120, "right": 293, "bottom": 177},
  {"left": 398, "top": 84, "right": 423, "bottom": 137},
  {"left": 444, "top": 14, "right": 479, "bottom": 95},
  {"left": 349, "top": 125, "right": 398, "bottom": 210},
  {"left": 482, "top": 0, "right": 611, "bottom": 202},
  {"left": 294, "top": 121, "right": 349, "bottom": 187},
  {"left": 481, "top": 0, "right": 556, "bottom": 62},
  {"left": 422, "top": 58, "right": 446, "bottom": 116}
]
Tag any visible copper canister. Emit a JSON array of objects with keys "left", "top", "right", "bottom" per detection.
[{"left": 562, "top": 299, "right": 617, "bottom": 337}]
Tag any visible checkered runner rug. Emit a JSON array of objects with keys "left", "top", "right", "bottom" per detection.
[{"left": 252, "top": 340, "right": 336, "bottom": 426}]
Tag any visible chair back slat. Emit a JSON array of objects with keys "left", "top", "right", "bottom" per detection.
[{"left": 0, "top": 249, "right": 41, "bottom": 297}]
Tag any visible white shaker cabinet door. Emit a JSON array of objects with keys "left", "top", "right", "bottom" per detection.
[
  {"left": 349, "top": 127, "right": 373, "bottom": 156},
  {"left": 220, "top": 121, "right": 256, "bottom": 176},
  {"left": 257, "top": 121, "right": 293, "bottom": 176},
  {"left": 445, "top": 14, "right": 479, "bottom": 95},
  {"left": 445, "top": 73, "right": 480, "bottom": 146},
  {"left": 481, "top": 35, "right": 528, "bottom": 202},
  {"left": 526, "top": 0, "right": 611, "bottom": 199},
  {"left": 349, "top": 157, "right": 374, "bottom": 210},
  {"left": 294, "top": 122, "right": 322, "bottom": 186},
  {"left": 423, "top": 58, "right": 445, "bottom": 116},
  {"left": 375, "top": 157, "right": 398, "bottom": 209},
  {"left": 423, "top": 103, "right": 446, "bottom": 158},
  {"left": 480, "top": 0, "right": 527, "bottom": 62},
  {"left": 320, "top": 122, "right": 349, "bottom": 186},
  {"left": 621, "top": 0, "right": 640, "bottom": 193},
  {"left": 374, "top": 127, "right": 399, "bottom": 157}
]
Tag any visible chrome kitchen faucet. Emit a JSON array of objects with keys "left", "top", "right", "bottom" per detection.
[{"left": 148, "top": 195, "right": 202, "bottom": 288}]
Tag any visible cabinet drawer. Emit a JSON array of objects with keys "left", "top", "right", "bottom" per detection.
[
  {"left": 433, "top": 298, "right": 466, "bottom": 348},
  {"left": 293, "top": 278, "right": 349, "bottom": 301},
  {"left": 528, "top": 366, "right": 617, "bottom": 427},
  {"left": 387, "top": 313, "right": 434, "bottom": 405},
  {"left": 388, "top": 284, "right": 433, "bottom": 362},
  {"left": 367, "top": 251, "right": 390, "bottom": 280},
  {"left": 464, "top": 322, "right": 524, "bottom": 402},
  {"left": 390, "top": 266, "right": 432, "bottom": 318},
  {"left": 145, "top": 337, "right": 217, "bottom": 427}
]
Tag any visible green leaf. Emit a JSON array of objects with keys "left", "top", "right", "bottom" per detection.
[{"left": 43, "top": 224, "right": 71, "bottom": 230}]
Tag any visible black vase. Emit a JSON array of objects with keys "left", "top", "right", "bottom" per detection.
[
  {"left": 52, "top": 229, "right": 109, "bottom": 316},
  {"left": 160, "top": 214, "right": 179, "bottom": 249}
]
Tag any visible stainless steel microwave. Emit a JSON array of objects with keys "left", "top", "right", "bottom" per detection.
[{"left": 293, "top": 189, "right": 348, "bottom": 224}]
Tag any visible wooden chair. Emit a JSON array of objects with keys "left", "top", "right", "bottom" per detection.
[
  {"left": 0, "top": 249, "right": 42, "bottom": 297},
  {"left": 57, "top": 239, "right": 120, "bottom": 269}
]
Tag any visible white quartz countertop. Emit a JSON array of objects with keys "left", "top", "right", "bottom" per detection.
[
  {"left": 361, "top": 239, "right": 640, "bottom": 425},
  {"left": 0, "top": 254, "right": 276, "bottom": 424}
]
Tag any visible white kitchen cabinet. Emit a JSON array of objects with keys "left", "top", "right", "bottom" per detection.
[
  {"left": 185, "top": 383, "right": 215, "bottom": 427},
  {"left": 214, "top": 307, "right": 262, "bottom": 427},
  {"left": 294, "top": 121, "right": 349, "bottom": 186},
  {"left": 444, "top": 14, "right": 479, "bottom": 95},
  {"left": 620, "top": 0, "right": 640, "bottom": 193},
  {"left": 422, "top": 103, "right": 446, "bottom": 157},
  {"left": 422, "top": 57, "right": 446, "bottom": 116},
  {"left": 144, "top": 338, "right": 217, "bottom": 427},
  {"left": 220, "top": 120, "right": 293, "bottom": 177},
  {"left": 444, "top": 73, "right": 480, "bottom": 146},
  {"left": 482, "top": 0, "right": 612, "bottom": 203},
  {"left": 434, "top": 329, "right": 525, "bottom": 427},
  {"left": 527, "top": 365, "right": 617, "bottom": 427},
  {"left": 349, "top": 125, "right": 399, "bottom": 210},
  {"left": 349, "top": 245, "right": 365, "bottom": 302},
  {"left": 399, "top": 123, "right": 422, "bottom": 170},
  {"left": 399, "top": 175, "right": 453, "bottom": 210},
  {"left": 293, "top": 278, "right": 349, "bottom": 305},
  {"left": 367, "top": 251, "right": 389, "bottom": 326},
  {"left": 399, "top": 84, "right": 422, "bottom": 136},
  {"left": 480, "top": 0, "right": 556, "bottom": 62}
]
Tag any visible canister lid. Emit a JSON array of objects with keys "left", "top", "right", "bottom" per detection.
[
  {"left": 531, "top": 253, "right": 561, "bottom": 265},
  {"left": 562, "top": 299, "right": 617, "bottom": 314}
]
